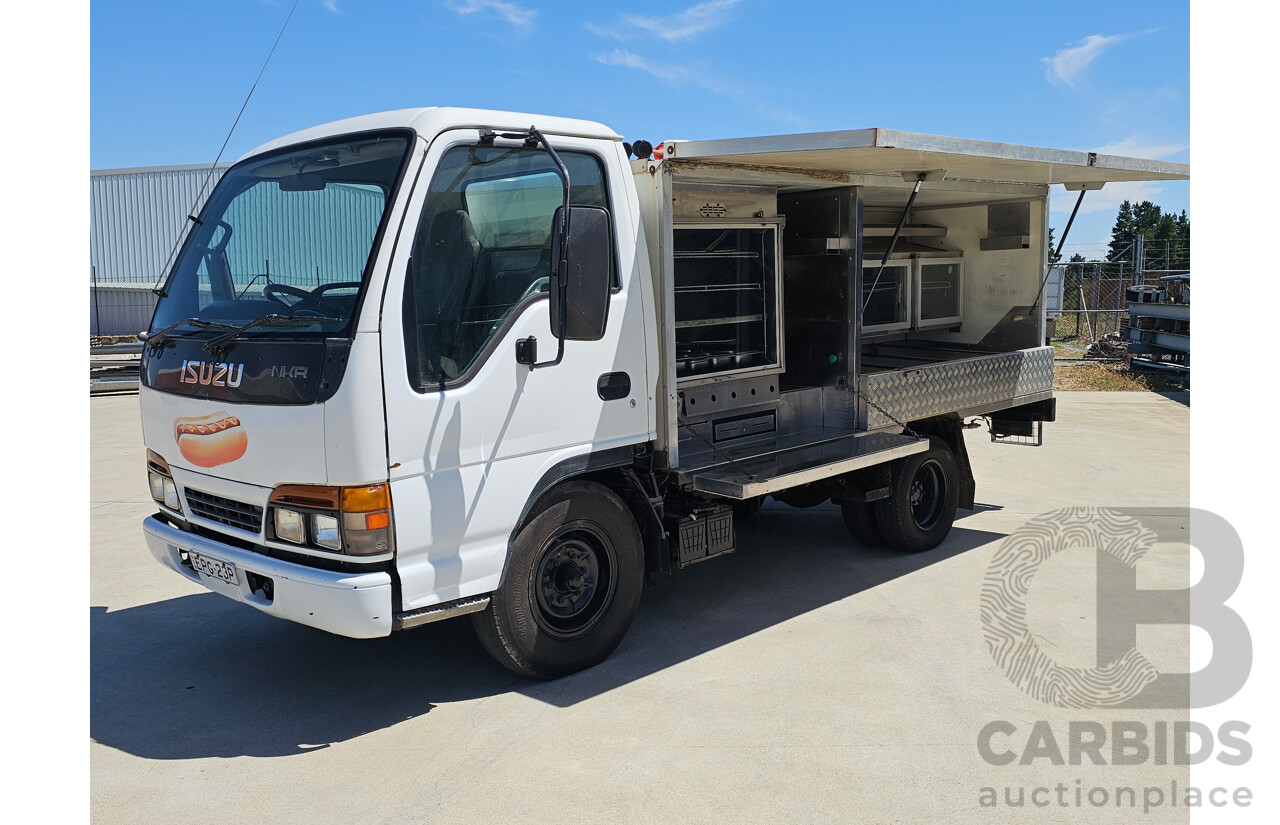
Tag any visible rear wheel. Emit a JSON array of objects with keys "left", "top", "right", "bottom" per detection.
[
  {"left": 472, "top": 480, "right": 644, "bottom": 679},
  {"left": 840, "top": 500, "right": 884, "bottom": 547},
  {"left": 874, "top": 436, "right": 959, "bottom": 552}
]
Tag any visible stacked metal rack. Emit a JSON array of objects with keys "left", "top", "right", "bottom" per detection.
[{"left": 1124, "top": 273, "right": 1189, "bottom": 381}]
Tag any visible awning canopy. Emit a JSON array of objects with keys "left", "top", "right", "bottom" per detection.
[{"left": 663, "top": 128, "right": 1188, "bottom": 187}]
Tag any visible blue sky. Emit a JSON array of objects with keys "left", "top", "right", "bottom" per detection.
[{"left": 91, "top": 0, "right": 1189, "bottom": 258}]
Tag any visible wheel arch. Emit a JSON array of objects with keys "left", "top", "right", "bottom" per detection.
[
  {"left": 506, "top": 444, "right": 667, "bottom": 587},
  {"left": 905, "top": 415, "right": 975, "bottom": 511}
]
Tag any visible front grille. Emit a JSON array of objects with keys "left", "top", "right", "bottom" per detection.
[{"left": 185, "top": 488, "right": 264, "bottom": 533}]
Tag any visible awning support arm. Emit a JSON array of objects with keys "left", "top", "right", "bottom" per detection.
[
  {"left": 861, "top": 178, "right": 922, "bottom": 317},
  {"left": 1031, "top": 188, "right": 1086, "bottom": 312}
]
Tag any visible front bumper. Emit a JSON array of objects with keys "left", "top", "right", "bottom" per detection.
[{"left": 143, "top": 515, "right": 393, "bottom": 639}]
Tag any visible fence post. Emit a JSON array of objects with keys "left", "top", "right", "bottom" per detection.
[
  {"left": 1135, "top": 234, "right": 1145, "bottom": 286},
  {"left": 91, "top": 264, "right": 102, "bottom": 339},
  {"left": 1072, "top": 265, "right": 1081, "bottom": 337}
]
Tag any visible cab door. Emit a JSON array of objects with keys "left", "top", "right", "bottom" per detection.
[{"left": 379, "top": 130, "right": 651, "bottom": 613}]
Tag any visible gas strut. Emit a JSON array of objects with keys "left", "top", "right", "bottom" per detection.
[
  {"left": 861, "top": 178, "right": 923, "bottom": 318},
  {"left": 1031, "top": 187, "right": 1088, "bottom": 313}
]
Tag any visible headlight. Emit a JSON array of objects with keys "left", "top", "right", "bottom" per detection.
[
  {"left": 149, "top": 471, "right": 166, "bottom": 503},
  {"left": 162, "top": 477, "right": 181, "bottom": 511},
  {"left": 146, "top": 450, "right": 183, "bottom": 515},
  {"left": 274, "top": 508, "right": 305, "bottom": 544},
  {"left": 268, "top": 483, "right": 393, "bottom": 556},
  {"left": 310, "top": 513, "right": 341, "bottom": 550}
]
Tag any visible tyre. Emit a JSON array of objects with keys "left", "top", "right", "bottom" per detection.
[
  {"left": 472, "top": 480, "right": 644, "bottom": 679},
  {"left": 840, "top": 500, "right": 884, "bottom": 547},
  {"left": 874, "top": 436, "right": 960, "bottom": 553}
]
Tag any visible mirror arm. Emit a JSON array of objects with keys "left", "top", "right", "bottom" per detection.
[{"left": 526, "top": 125, "right": 571, "bottom": 370}]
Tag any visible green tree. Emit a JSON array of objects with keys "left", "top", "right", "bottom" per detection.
[
  {"left": 1107, "top": 200, "right": 1136, "bottom": 261},
  {"left": 1107, "top": 200, "right": 1191, "bottom": 270},
  {"left": 1047, "top": 227, "right": 1062, "bottom": 263}
]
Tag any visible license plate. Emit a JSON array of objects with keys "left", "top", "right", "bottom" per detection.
[{"left": 190, "top": 551, "right": 238, "bottom": 586}]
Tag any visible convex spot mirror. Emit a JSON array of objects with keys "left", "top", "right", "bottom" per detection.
[{"left": 549, "top": 205, "right": 612, "bottom": 341}]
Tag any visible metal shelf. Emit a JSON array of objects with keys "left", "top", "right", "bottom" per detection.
[
  {"left": 863, "top": 224, "right": 948, "bottom": 237},
  {"left": 673, "top": 251, "right": 762, "bottom": 260},
  {"left": 675, "top": 314, "right": 765, "bottom": 329},
  {"left": 674, "top": 284, "right": 765, "bottom": 294}
]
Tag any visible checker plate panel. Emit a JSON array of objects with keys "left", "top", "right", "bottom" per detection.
[{"left": 858, "top": 346, "right": 1054, "bottom": 429}]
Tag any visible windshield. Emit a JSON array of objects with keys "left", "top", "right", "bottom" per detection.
[{"left": 150, "top": 132, "right": 412, "bottom": 339}]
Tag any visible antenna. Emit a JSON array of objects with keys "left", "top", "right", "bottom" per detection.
[{"left": 152, "top": 0, "right": 303, "bottom": 297}]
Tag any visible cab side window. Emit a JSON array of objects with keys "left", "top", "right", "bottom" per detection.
[{"left": 403, "top": 144, "right": 610, "bottom": 388}]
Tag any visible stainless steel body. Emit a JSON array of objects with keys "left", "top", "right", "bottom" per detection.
[{"left": 633, "top": 127, "right": 1188, "bottom": 483}]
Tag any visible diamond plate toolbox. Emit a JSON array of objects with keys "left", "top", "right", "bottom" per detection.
[{"left": 858, "top": 346, "right": 1054, "bottom": 429}]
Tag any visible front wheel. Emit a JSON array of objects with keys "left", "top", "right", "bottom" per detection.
[
  {"left": 472, "top": 480, "right": 644, "bottom": 679},
  {"left": 874, "top": 436, "right": 960, "bottom": 553}
]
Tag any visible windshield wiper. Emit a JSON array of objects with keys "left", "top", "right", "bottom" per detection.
[
  {"left": 141, "top": 318, "right": 238, "bottom": 354},
  {"left": 202, "top": 314, "right": 343, "bottom": 355}
]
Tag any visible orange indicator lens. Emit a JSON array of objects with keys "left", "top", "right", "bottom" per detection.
[{"left": 342, "top": 484, "right": 390, "bottom": 512}]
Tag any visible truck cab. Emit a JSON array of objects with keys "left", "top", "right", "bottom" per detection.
[{"left": 140, "top": 108, "right": 1188, "bottom": 678}]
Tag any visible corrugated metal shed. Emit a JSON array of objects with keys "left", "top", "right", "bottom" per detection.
[
  {"left": 89, "top": 164, "right": 390, "bottom": 337},
  {"left": 90, "top": 163, "right": 230, "bottom": 336},
  {"left": 91, "top": 163, "right": 231, "bottom": 286}
]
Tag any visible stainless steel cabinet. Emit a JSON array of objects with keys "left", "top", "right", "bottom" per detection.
[
  {"left": 673, "top": 224, "right": 783, "bottom": 381},
  {"left": 916, "top": 257, "right": 963, "bottom": 329},
  {"left": 862, "top": 259, "right": 912, "bottom": 334}
]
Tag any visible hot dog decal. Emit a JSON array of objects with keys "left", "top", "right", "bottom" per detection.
[{"left": 173, "top": 412, "right": 248, "bottom": 467}]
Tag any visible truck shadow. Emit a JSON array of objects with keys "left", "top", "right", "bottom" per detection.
[{"left": 91, "top": 502, "right": 1002, "bottom": 760}]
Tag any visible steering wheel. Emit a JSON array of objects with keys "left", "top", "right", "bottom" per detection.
[
  {"left": 313, "top": 281, "right": 363, "bottom": 297},
  {"left": 263, "top": 282, "right": 343, "bottom": 315},
  {"left": 518, "top": 276, "right": 550, "bottom": 303}
]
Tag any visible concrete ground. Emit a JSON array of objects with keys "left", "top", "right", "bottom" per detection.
[{"left": 91, "top": 391, "right": 1191, "bottom": 824}]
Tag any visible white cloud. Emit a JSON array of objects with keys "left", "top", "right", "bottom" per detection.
[
  {"left": 1091, "top": 136, "right": 1188, "bottom": 160},
  {"left": 597, "top": 49, "right": 737, "bottom": 95},
  {"left": 590, "top": 0, "right": 742, "bottom": 43},
  {"left": 446, "top": 0, "right": 536, "bottom": 29},
  {"left": 1041, "top": 31, "right": 1154, "bottom": 87},
  {"left": 584, "top": 22, "right": 621, "bottom": 40},
  {"left": 321, "top": 0, "right": 341, "bottom": 13},
  {"left": 1046, "top": 136, "right": 1185, "bottom": 215},
  {"left": 1050, "top": 180, "right": 1164, "bottom": 215},
  {"left": 597, "top": 49, "right": 802, "bottom": 126}
]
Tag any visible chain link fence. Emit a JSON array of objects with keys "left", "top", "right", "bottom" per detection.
[
  {"left": 90, "top": 267, "right": 158, "bottom": 341},
  {"left": 1052, "top": 262, "right": 1130, "bottom": 342},
  {"left": 1049, "top": 247, "right": 1190, "bottom": 347}
]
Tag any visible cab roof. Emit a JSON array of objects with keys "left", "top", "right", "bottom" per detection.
[{"left": 241, "top": 107, "right": 621, "bottom": 161}]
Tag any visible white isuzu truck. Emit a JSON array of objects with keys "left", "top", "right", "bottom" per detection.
[{"left": 139, "top": 107, "right": 1188, "bottom": 678}]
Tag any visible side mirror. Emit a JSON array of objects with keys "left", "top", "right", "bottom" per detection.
[{"left": 549, "top": 205, "right": 612, "bottom": 341}]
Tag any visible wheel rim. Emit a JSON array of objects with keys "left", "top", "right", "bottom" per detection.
[
  {"left": 908, "top": 459, "right": 946, "bottom": 530},
  {"left": 531, "top": 524, "right": 617, "bottom": 639}
]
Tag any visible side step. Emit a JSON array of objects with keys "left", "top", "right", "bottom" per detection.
[
  {"left": 685, "top": 431, "right": 928, "bottom": 499},
  {"left": 393, "top": 595, "right": 490, "bottom": 631}
]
